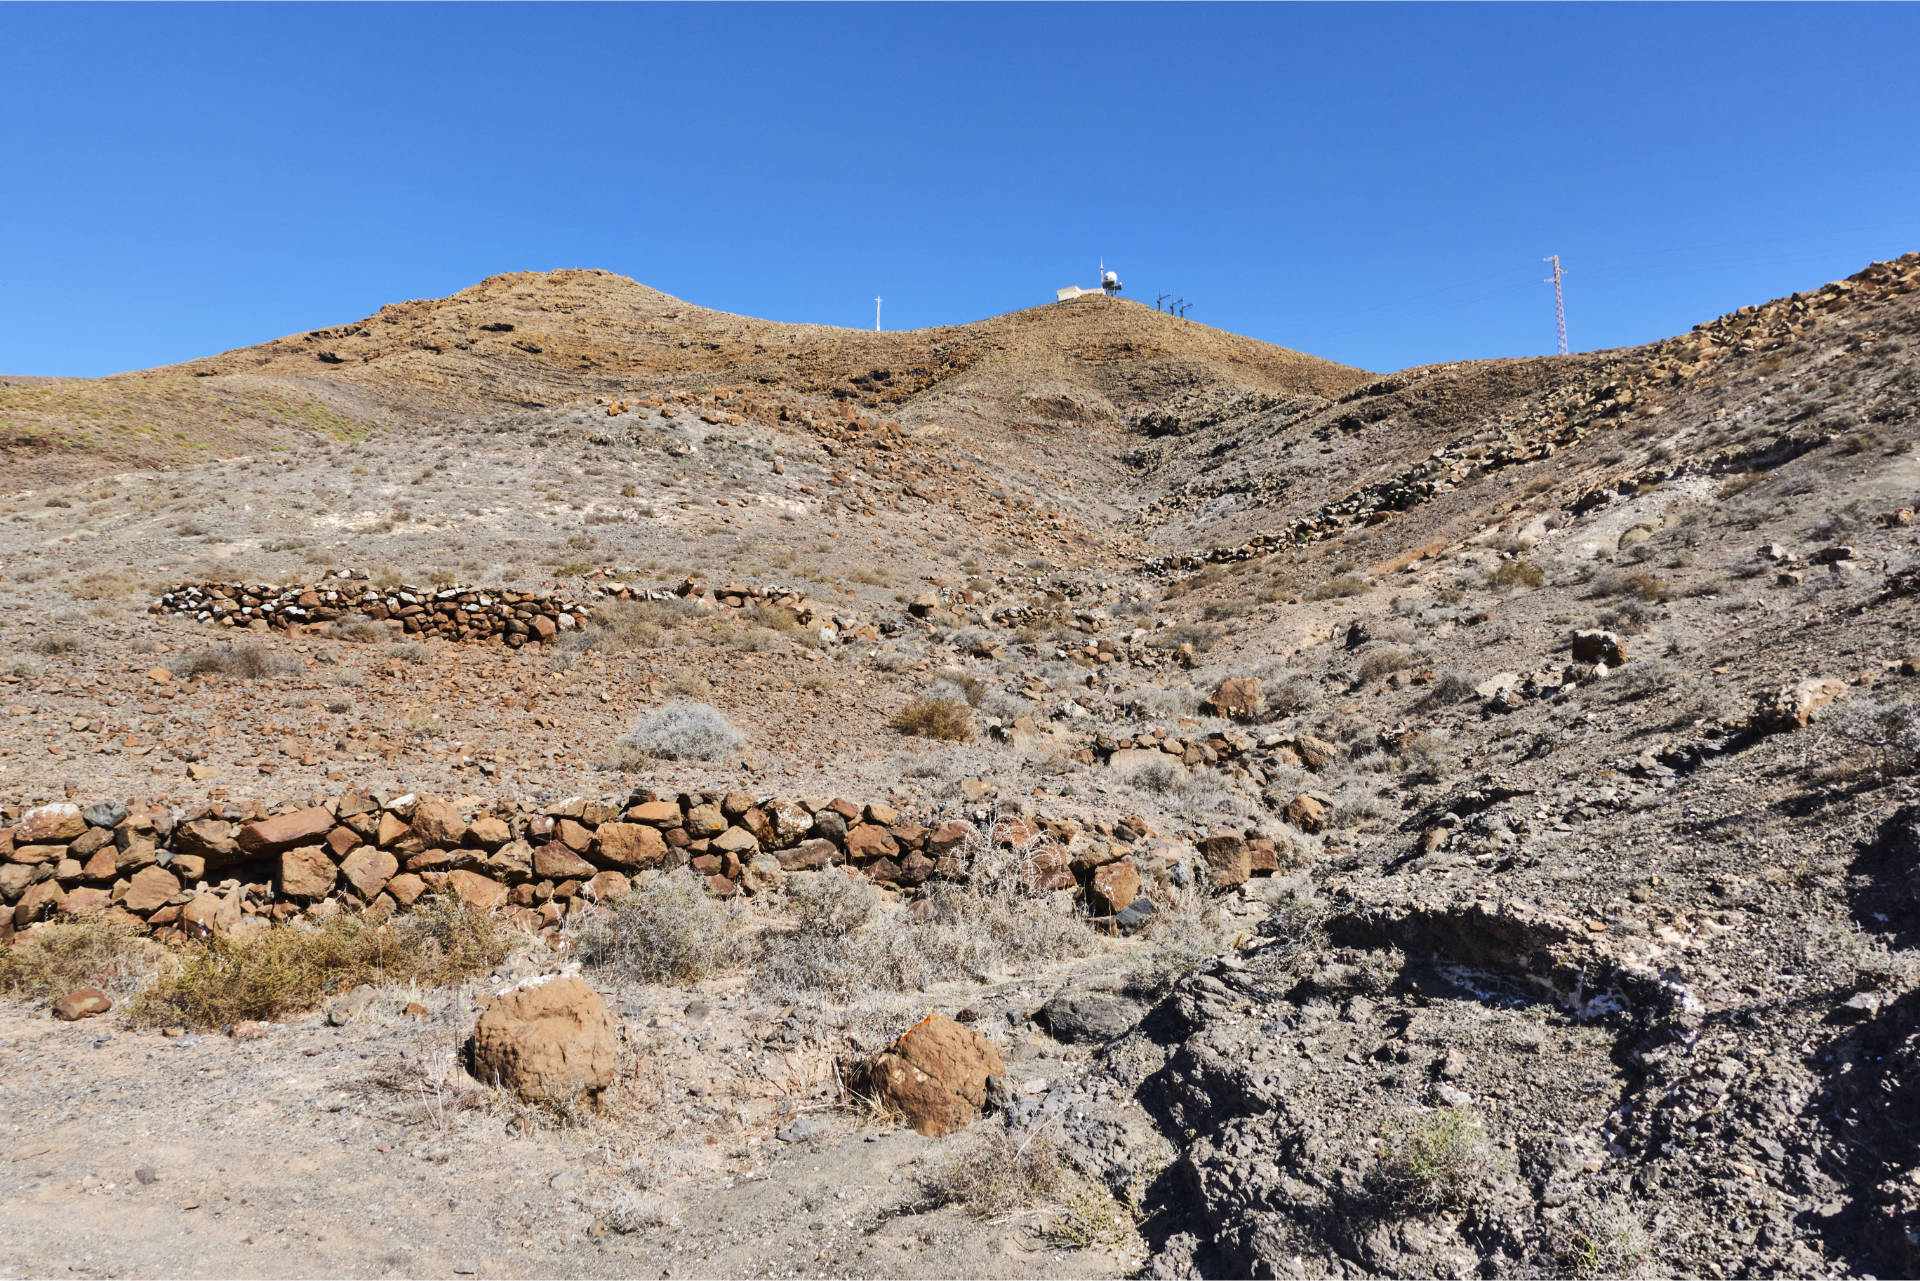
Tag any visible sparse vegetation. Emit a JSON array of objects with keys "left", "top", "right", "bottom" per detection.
[
  {"left": 616, "top": 702, "right": 745, "bottom": 761},
  {"left": 172, "top": 644, "right": 285, "bottom": 680},
  {"left": 1485, "top": 559, "right": 1545, "bottom": 589},
  {"left": 926, "top": 1127, "right": 1066, "bottom": 1219},
  {"left": 892, "top": 696, "right": 974, "bottom": 742},
  {"left": 578, "top": 873, "right": 753, "bottom": 985},
  {"left": 132, "top": 900, "right": 510, "bottom": 1031},
  {"left": 1372, "top": 1106, "right": 1497, "bottom": 1210},
  {"left": 0, "top": 915, "right": 163, "bottom": 1002}
]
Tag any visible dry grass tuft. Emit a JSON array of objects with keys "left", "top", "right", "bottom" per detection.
[
  {"left": 927, "top": 1127, "right": 1067, "bottom": 1219},
  {"left": 0, "top": 916, "right": 165, "bottom": 1002},
  {"left": 893, "top": 696, "right": 974, "bottom": 742},
  {"left": 132, "top": 899, "right": 510, "bottom": 1030}
]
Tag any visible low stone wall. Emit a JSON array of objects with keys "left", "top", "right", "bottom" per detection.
[
  {"left": 149, "top": 573, "right": 590, "bottom": 645},
  {"left": 0, "top": 788, "right": 1276, "bottom": 943}
]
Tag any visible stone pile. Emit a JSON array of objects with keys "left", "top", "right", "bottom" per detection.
[
  {"left": 2, "top": 787, "right": 1251, "bottom": 942},
  {"left": 150, "top": 571, "right": 589, "bottom": 645}
]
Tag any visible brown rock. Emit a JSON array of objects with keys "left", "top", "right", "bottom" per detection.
[
  {"left": 237, "top": 806, "right": 335, "bottom": 857},
  {"left": 14, "top": 880, "right": 64, "bottom": 925},
  {"left": 324, "top": 826, "right": 360, "bottom": 860},
  {"left": 339, "top": 845, "right": 399, "bottom": 899},
  {"left": 704, "top": 873, "right": 739, "bottom": 898},
  {"left": 844, "top": 823, "right": 899, "bottom": 861},
  {"left": 1284, "top": 793, "right": 1331, "bottom": 833},
  {"left": 1203, "top": 676, "right": 1264, "bottom": 720},
  {"left": 1753, "top": 678, "right": 1848, "bottom": 733},
  {"left": 123, "top": 865, "right": 182, "bottom": 913},
  {"left": 9, "top": 844, "right": 64, "bottom": 866},
  {"left": 61, "top": 886, "right": 112, "bottom": 916},
  {"left": 594, "top": 822, "right": 667, "bottom": 869},
  {"left": 925, "top": 820, "right": 973, "bottom": 856},
  {"left": 1021, "top": 847, "right": 1076, "bottom": 892},
  {"left": 471, "top": 976, "right": 617, "bottom": 1105},
  {"left": 376, "top": 812, "right": 411, "bottom": 847},
  {"left": 448, "top": 869, "right": 508, "bottom": 912},
  {"left": 533, "top": 842, "right": 596, "bottom": 881},
  {"left": 712, "top": 826, "right": 761, "bottom": 857},
  {"left": 385, "top": 872, "right": 426, "bottom": 907},
  {"left": 626, "top": 800, "right": 683, "bottom": 827},
  {"left": 175, "top": 818, "right": 239, "bottom": 866},
  {"left": 1570, "top": 629, "right": 1630, "bottom": 667},
  {"left": 1198, "top": 833, "right": 1251, "bottom": 888},
  {"left": 586, "top": 870, "right": 630, "bottom": 901},
  {"left": 1089, "top": 860, "right": 1141, "bottom": 914},
  {"left": 279, "top": 845, "right": 337, "bottom": 899},
  {"left": 468, "top": 816, "right": 512, "bottom": 849},
  {"left": 861, "top": 1014, "right": 1006, "bottom": 1138},
  {"left": 775, "top": 837, "right": 839, "bottom": 871},
  {"left": 1294, "top": 735, "right": 1338, "bottom": 770},
  {"left": 555, "top": 818, "right": 594, "bottom": 853},
  {"left": 54, "top": 987, "right": 112, "bottom": 1021},
  {"left": 15, "top": 802, "right": 86, "bottom": 844},
  {"left": 411, "top": 799, "right": 468, "bottom": 848},
  {"left": 684, "top": 804, "right": 727, "bottom": 839}
]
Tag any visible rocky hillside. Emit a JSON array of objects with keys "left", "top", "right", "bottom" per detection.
[{"left": 2, "top": 251, "right": 1918, "bottom": 1280}]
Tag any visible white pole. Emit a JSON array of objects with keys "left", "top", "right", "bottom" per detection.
[{"left": 874, "top": 297, "right": 882, "bottom": 331}]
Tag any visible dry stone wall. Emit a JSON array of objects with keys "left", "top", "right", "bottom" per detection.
[
  {"left": 150, "top": 573, "right": 590, "bottom": 645},
  {"left": 0, "top": 787, "right": 1276, "bottom": 943}
]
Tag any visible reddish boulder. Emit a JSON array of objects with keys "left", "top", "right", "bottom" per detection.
[
  {"left": 861, "top": 1014, "right": 1006, "bottom": 1137},
  {"left": 123, "top": 865, "right": 181, "bottom": 913},
  {"left": 470, "top": 976, "right": 617, "bottom": 1106}
]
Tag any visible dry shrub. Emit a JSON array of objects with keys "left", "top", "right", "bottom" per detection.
[
  {"left": 173, "top": 643, "right": 285, "bottom": 680},
  {"left": 1485, "top": 559, "right": 1545, "bottom": 590},
  {"left": 0, "top": 916, "right": 164, "bottom": 1002},
  {"left": 617, "top": 702, "right": 744, "bottom": 761},
  {"left": 893, "top": 696, "right": 974, "bottom": 742},
  {"left": 1306, "top": 573, "right": 1373, "bottom": 601},
  {"left": 578, "top": 873, "right": 753, "bottom": 986},
  {"left": 1356, "top": 646, "right": 1413, "bottom": 683},
  {"left": 1372, "top": 1106, "right": 1497, "bottom": 1210},
  {"left": 132, "top": 899, "right": 510, "bottom": 1030},
  {"left": 759, "top": 840, "right": 1095, "bottom": 1003},
  {"left": 927, "top": 1127, "right": 1066, "bottom": 1219},
  {"left": 1593, "top": 569, "right": 1672, "bottom": 602},
  {"left": 1426, "top": 669, "right": 1480, "bottom": 705},
  {"left": 71, "top": 573, "right": 135, "bottom": 600}
]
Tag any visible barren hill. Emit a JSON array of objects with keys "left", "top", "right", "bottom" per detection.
[{"left": 179, "top": 268, "right": 1370, "bottom": 419}]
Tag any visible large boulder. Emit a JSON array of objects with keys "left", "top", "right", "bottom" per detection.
[
  {"left": 470, "top": 976, "right": 618, "bottom": 1107},
  {"left": 1203, "top": 677, "right": 1264, "bottom": 721},
  {"left": 339, "top": 845, "right": 399, "bottom": 899},
  {"left": 1198, "top": 832, "right": 1251, "bottom": 888},
  {"left": 860, "top": 1013, "right": 1005, "bottom": 1137},
  {"left": 279, "top": 846, "right": 337, "bottom": 899}
]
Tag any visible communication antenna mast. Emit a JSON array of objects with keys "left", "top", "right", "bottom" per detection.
[
  {"left": 874, "top": 296, "right": 883, "bottom": 332},
  {"left": 1543, "top": 255, "right": 1568, "bottom": 355},
  {"left": 1156, "top": 292, "right": 1170, "bottom": 312}
]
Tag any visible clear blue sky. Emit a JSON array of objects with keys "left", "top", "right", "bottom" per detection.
[{"left": 3, "top": 3, "right": 1916, "bottom": 378}]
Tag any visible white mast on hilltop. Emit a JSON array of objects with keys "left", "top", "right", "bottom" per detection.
[{"left": 875, "top": 297, "right": 883, "bottom": 332}]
